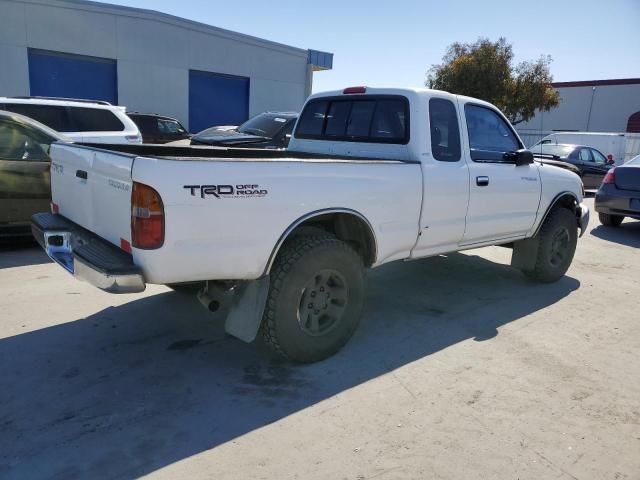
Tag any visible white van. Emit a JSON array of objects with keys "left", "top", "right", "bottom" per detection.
[
  {"left": 532, "top": 132, "right": 640, "bottom": 165},
  {"left": 0, "top": 97, "right": 142, "bottom": 144}
]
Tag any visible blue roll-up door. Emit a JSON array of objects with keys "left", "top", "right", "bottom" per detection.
[
  {"left": 189, "top": 70, "right": 249, "bottom": 133},
  {"left": 28, "top": 49, "right": 118, "bottom": 104}
]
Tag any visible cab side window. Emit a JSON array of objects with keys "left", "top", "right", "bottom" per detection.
[
  {"left": 464, "top": 104, "right": 520, "bottom": 162},
  {"left": 579, "top": 148, "right": 593, "bottom": 162},
  {"left": 429, "top": 98, "right": 461, "bottom": 162},
  {"left": 590, "top": 149, "right": 607, "bottom": 165}
]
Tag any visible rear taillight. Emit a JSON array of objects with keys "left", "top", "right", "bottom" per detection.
[
  {"left": 602, "top": 168, "right": 616, "bottom": 185},
  {"left": 50, "top": 202, "right": 59, "bottom": 214},
  {"left": 126, "top": 134, "right": 141, "bottom": 143},
  {"left": 131, "top": 182, "right": 164, "bottom": 249}
]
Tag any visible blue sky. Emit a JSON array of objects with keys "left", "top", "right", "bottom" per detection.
[{"left": 108, "top": 0, "right": 639, "bottom": 92}]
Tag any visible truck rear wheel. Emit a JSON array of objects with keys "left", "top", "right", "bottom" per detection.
[
  {"left": 261, "top": 234, "right": 365, "bottom": 363},
  {"left": 598, "top": 212, "right": 624, "bottom": 226},
  {"left": 523, "top": 208, "right": 577, "bottom": 283}
]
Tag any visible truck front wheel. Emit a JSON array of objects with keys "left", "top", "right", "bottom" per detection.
[
  {"left": 523, "top": 208, "right": 578, "bottom": 283},
  {"left": 261, "top": 234, "right": 365, "bottom": 363}
]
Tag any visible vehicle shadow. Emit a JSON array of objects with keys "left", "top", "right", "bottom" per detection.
[
  {"left": 590, "top": 220, "right": 640, "bottom": 248},
  {"left": 0, "top": 242, "right": 51, "bottom": 269},
  {"left": 0, "top": 252, "right": 579, "bottom": 479}
]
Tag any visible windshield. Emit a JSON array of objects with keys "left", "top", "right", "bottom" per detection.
[
  {"left": 532, "top": 144, "right": 574, "bottom": 157},
  {"left": 238, "top": 114, "right": 290, "bottom": 138}
]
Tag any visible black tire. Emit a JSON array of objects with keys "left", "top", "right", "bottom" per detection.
[
  {"left": 260, "top": 234, "right": 365, "bottom": 363},
  {"left": 523, "top": 208, "right": 578, "bottom": 283},
  {"left": 166, "top": 282, "right": 203, "bottom": 294},
  {"left": 598, "top": 212, "right": 624, "bottom": 226}
]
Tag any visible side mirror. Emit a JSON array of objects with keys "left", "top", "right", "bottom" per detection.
[
  {"left": 509, "top": 149, "right": 534, "bottom": 166},
  {"left": 606, "top": 158, "right": 615, "bottom": 165}
]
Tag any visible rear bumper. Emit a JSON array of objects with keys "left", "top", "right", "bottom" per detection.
[
  {"left": 595, "top": 190, "right": 640, "bottom": 219},
  {"left": 31, "top": 213, "right": 145, "bottom": 293}
]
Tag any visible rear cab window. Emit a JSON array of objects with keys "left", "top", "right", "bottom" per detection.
[{"left": 295, "top": 95, "right": 409, "bottom": 144}]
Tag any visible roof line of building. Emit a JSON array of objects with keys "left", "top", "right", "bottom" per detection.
[
  {"left": 10, "top": 0, "right": 322, "bottom": 59},
  {"left": 552, "top": 78, "right": 640, "bottom": 88}
]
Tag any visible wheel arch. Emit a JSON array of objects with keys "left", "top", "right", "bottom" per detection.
[
  {"left": 533, "top": 191, "right": 580, "bottom": 237},
  {"left": 263, "top": 208, "right": 378, "bottom": 274}
]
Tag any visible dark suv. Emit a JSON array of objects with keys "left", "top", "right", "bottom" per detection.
[
  {"left": 190, "top": 112, "right": 298, "bottom": 149},
  {"left": 531, "top": 144, "right": 614, "bottom": 189},
  {"left": 127, "top": 113, "right": 190, "bottom": 144}
]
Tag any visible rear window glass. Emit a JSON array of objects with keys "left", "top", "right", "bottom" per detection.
[
  {"left": 70, "top": 108, "right": 125, "bottom": 132},
  {"left": 295, "top": 100, "right": 328, "bottom": 137},
  {"left": 295, "top": 96, "right": 409, "bottom": 144},
  {"left": 2, "top": 103, "right": 72, "bottom": 132},
  {"left": 628, "top": 155, "right": 640, "bottom": 165},
  {"left": 325, "top": 102, "right": 352, "bottom": 136},
  {"left": 346, "top": 101, "right": 375, "bottom": 137}
]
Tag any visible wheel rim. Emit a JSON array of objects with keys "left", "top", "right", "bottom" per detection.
[
  {"left": 297, "top": 269, "right": 349, "bottom": 337},
  {"left": 549, "top": 227, "right": 570, "bottom": 267}
]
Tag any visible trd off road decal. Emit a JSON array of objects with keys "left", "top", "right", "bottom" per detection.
[{"left": 184, "top": 184, "right": 268, "bottom": 199}]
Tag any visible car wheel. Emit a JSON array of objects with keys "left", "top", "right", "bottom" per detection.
[
  {"left": 598, "top": 212, "right": 624, "bottom": 226},
  {"left": 260, "top": 234, "right": 365, "bottom": 363},
  {"left": 523, "top": 208, "right": 578, "bottom": 283}
]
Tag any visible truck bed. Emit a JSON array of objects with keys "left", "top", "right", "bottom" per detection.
[
  {"left": 79, "top": 143, "right": 419, "bottom": 164},
  {"left": 47, "top": 142, "right": 423, "bottom": 284}
]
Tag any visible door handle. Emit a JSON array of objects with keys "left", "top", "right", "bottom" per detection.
[
  {"left": 76, "top": 169, "right": 88, "bottom": 180},
  {"left": 476, "top": 176, "right": 489, "bottom": 186}
]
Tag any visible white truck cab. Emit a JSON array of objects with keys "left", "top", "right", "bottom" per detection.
[{"left": 32, "top": 87, "right": 588, "bottom": 363}]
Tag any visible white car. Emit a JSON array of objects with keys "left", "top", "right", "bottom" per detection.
[
  {"left": 32, "top": 86, "right": 589, "bottom": 363},
  {"left": 0, "top": 96, "right": 141, "bottom": 144}
]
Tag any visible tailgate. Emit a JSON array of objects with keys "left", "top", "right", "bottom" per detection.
[{"left": 50, "top": 143, "right": 134, "bottom": 248}]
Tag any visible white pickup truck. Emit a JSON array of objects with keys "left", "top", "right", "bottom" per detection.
[{"left": 32, "top": 87, "right": 589, "bottom": 363}]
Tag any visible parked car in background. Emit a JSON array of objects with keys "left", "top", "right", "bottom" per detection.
[
  {"left": 595, "top": 154, "right": 640, "bottom": 226},
  {"left": 531, "top": 132, "right": 640, "bottom": 165},
  {"left": 531, "top": 143, "right": 614, "bottom": 188},
  {"left": 0, "top": 110, "right": 70, "bottom": 237},
  {"left": 127, "top": 112, "right": 190, "bottom": 144},
  {"left": 0, "top": 97, "right": 141, "bottom": 144},
  {"left": 190, "top": 112, "right": 298, "bottom": 149}
]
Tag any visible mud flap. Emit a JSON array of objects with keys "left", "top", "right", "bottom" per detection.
[
  {"left": 198, "top": 277, "right": 270, "bottom": 343},
  {"left": 225, "top": 276, "right": 270, "bottom": 342},
  {"left": 511, "top": 236, "right": 540, "bottom": 273}
]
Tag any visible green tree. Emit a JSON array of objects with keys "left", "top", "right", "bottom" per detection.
[{"left": 426, "top": 37, "right": 560, "bottom": 125}]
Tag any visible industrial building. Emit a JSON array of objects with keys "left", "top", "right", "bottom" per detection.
[
  {"left": 517, "top": 78, "right": 640, "bottom": 146},
  {"left": 0, "top": 0, "right": 333, "bottom": 132}
]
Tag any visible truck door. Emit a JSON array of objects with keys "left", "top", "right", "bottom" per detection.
[
  {"left": 460, "top": 102, "right": 541, "bottom": 245},
  {"left": 411, "top": 97, "right": 470, "bottom": 258}
]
